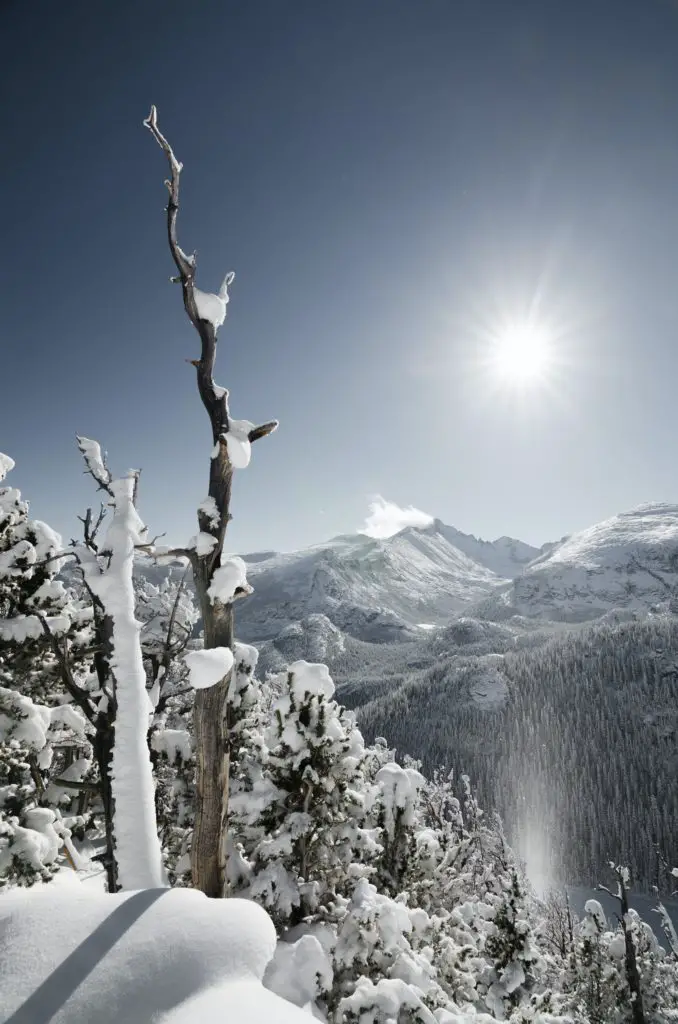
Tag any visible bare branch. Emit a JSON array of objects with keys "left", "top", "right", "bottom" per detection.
[
  {"left": 52, "top": 778, "right": 99, "bottom": 793},
  {"left": 249, "top": 420, "right": 279, "bottom": 443},
  {"left": 136, "top": 544, "right": 196, "bottom": 568},
  {"left": 76, "top": 436, "right": 114, "bottom": 496},
  {"left": 596, "top": 882, "right": 619, "bottom": 902},
  {"left": 36, "top": 615, "right": 96, "bottom": 726},
  {"left": 134, "top": 530, "right": 166, "bottom": 549}
]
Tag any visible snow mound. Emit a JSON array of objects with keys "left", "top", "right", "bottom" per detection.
[
  {"left": 208, "top": 555, "right": 250, "bottom": 604},
  {"left": 224, "top": 419, "right": 255, "bottom": 470},
  {"left": 287, "top": 660, "right": 335, "bottom": 700},
  {"left": 184, "top": 647, "right": 234, "bottom": 689},
  {"left": 193, "top": 274, "right": 233, "bottom": 331},
  {"left": 0, "top": 886, "right": 308, "bottom": 1023}
]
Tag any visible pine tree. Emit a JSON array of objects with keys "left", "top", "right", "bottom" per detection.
[
  {"left": 230, "top": 660, "right": 373, "bottom": 929},
  {"left": 0, "top": 454, "right": 92, "bottom": 886}
]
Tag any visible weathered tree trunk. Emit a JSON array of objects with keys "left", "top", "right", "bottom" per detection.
[
  {"left": 92, "top": 716, "right": 117, "bottom": 892},
  {"left": 619, "top": 875, "right": 646, "bottom": 1024},
  {"left": 145, "top": 107, "right": 276, "bottom": 897}
]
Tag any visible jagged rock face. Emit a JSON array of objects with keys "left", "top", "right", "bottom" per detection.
[
  {"left": 255, "top": 614, "right": 348, "bottom": 676},
  {"left": 430, "top": 521, "right": 540, "bottom": 578}
]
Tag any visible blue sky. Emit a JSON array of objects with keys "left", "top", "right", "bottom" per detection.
[{"left": 3, "top": 0, "right": 678, "bottom": 553}]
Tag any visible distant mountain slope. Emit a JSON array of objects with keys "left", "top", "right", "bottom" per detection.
[
  {"left": 472, "top": 503, "right": 678, "bottom": 623},
  {"left": 238, "top": 525, "right": 512, "bottom": 642},
  {"left": 431, "top": 521, "right": 541, "bottom": 578},
  {"left": 356, "top": 614, "right": 678, "bottom": 892}
]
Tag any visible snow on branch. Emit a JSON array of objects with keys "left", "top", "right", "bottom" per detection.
[
  {"left": 76, "top": 436, "right": 113, "bottom": 493},
  {"left": 0, "top": 452, "right": 15, "bottom": 482},
  {"left": 143, "top": 106, "right": 278, "bottom": 468},
  {"left": 184, "top": 647, "right": 234, "bottom": 690},
  {"left": 77, "top": 453, "right": 165, "bottom": 890},
  {"left": 207, "top": 556, "right": 252, "bottom": 605}
]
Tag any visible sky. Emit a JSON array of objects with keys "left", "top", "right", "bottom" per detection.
[{"left": 3, "top": 0, "right": 678, "bottom": 554}]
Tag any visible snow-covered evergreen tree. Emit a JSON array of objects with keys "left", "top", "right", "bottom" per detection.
[
  {"left": 230, "top": 660, "right": 375, "bottom": 928},
  {"left": 0, "top": 454, "right": 92, "bottom": 885}
]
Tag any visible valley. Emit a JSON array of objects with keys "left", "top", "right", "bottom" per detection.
[{"left": 228, "top": 503, "right": 678, "bottom": 894}]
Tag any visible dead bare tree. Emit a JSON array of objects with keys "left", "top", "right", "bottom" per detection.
[
  {"left": 144, "top": 106, "right": 277, "bottom": 897},
  {"left": 598, "top": 865, "right": 646, "bottom": 1024}
]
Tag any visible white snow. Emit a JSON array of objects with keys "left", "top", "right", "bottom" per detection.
[
  {"left": 189, "top": 531, "right": 218, "bottom": 556},
  {"left": 0, "top": 686, "right": 51, "bottom": 748},
  {"left": 224, "top": 418, "right": 255, "bottom": 469},
  {"left": 0, "top": 808, "right": 61, "bottom": 877},
  {"left": 240, "top": 526, "right": 510, "bottom": 642},
  {"left": 264, "top": 934, "right": 333, "bottom": 1010},
  {"left": 79, "top": 471, "right": 165, "bottom": 891},
  {"left": 197, "top": 495, "right": 220, "bottom": 529},
  {"left": 505, "top": 502, "right": 678, "bottom": 622},
  {"left": 184, "top": 646, "right": 234, "bottom": 689},
  {"left": 0, "top": 451, "right": 15, "bottom": 481},
  {"left": 0, "top": 614, "right": 43, "bottom": 642},
  {"left": 151, "top": 728, "right": 193, "bottom": 763},
  {"left": 207, "top": 555, "right": 251, "bottom": 604},
  {"left": 287, "top": 660, "right": 335, "bottom": 701},
  {"left": 376, "top": 762, "right": 426, "bottom": 835},
  {"left": 193, "top": 272, "right": 234, "bottom": 330},
  {"left": 76, "top": 436, "right": 110, "bottom": 488},
  {"left": 582, "top": 898, "right": 607, "bottom": 935},
  {"left": 234, "top": 641, "right": 259, "bottom": 676},
  {"left": 194, "top": 289, "right": 227, "bottom": 329},
  {"left": 0, "top": 886, "right": 310, "bottom": 1023}
]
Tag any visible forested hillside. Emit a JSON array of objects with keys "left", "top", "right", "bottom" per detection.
[{"left": 357, "top": 616, "right": 678, "bottom": 892}]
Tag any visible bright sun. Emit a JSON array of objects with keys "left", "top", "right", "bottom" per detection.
[{"left": 491, "top": 323, "right": 552, "bottom": 384}]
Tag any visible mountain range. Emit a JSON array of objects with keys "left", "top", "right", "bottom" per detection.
[
  {"left": 135, "top": 500, "right": 678, "bottom": 891},
  {"left": 236, "top": 502, "right": 678, "bottom": 650}
]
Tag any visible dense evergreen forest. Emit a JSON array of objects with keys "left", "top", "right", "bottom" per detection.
[{"left": 355, "top": 616, "right": 678, "bottom": 892}]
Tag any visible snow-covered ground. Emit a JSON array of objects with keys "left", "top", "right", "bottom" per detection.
[{"left": 0, "top": 883, "right": 310, "bottom": 1023}]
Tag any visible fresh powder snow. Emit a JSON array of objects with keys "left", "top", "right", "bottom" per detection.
[
  {"left": 207, "top": 555, "right": 250, "bottom": 604},
  {"left": 0, "top": 886, "right": 311, "bottom": 1023},
  {"left": 0, "top": 452, "right": 15, "bottom": 481},
  {"left": 77, "top": 467, "right": 165, "bottom": 892},
  {"left": 188, "top": 531, "right": 219, "bottom": 556},
  {"left": 75, "top": 436, "right": 109, "bottom": 489},
  {"left": 197, "top": 494, "right": 220, "bottom": 528},
  {"left": 193, "top": 271, "right": 234, "bottom": 330},
  {"left": 184, "top": 647, "right": 234, "bottom": 689},
  {"left": 223, "top": 418, "right": 255, "bottom": 469}
]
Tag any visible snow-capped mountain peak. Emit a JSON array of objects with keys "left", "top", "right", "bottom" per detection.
[{"left": 238, "top": 520, "right": 516, "bottom": 643}]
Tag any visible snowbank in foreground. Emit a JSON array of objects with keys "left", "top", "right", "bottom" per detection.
[{"left": 0, "top": 886, "right": 310, "bottom": 1023}]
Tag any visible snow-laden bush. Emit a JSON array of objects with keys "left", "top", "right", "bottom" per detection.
[
  {"left": 0, "top": 457, "right": 93, "bottom": 886},
  {"left": 229, "top": 660, "right": 377, "bottom": 928},
  {"left": 226, "top": 657, "right": 575, "bottom": 1023}
]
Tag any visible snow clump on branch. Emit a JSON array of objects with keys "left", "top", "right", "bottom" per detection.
[
  {"left": 193, "top": 271, "right": 234, "bottom": 330},
  {"left": 184, "top": 647, "right": 235, "bottom": 690},
  {"left": 207, "top": 555, "right": 251, "bottom": 604},
  {"left": 223, "top": 419, "right": 255, "bottom": 470}
]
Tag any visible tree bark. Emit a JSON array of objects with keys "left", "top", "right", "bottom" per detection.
[
  {"left": 145, "top": 107, "right": 276, "bottom": 897},
  {"left": 619, "top": 875, "right": 646, "bottom": 1024},
  {"left": 92, "top": 714, "right": 117, "bottom": 893}
]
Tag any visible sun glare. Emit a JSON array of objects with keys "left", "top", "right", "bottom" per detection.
[{"left": 490, "top": 323, "right": 552, "bottom": 385}]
